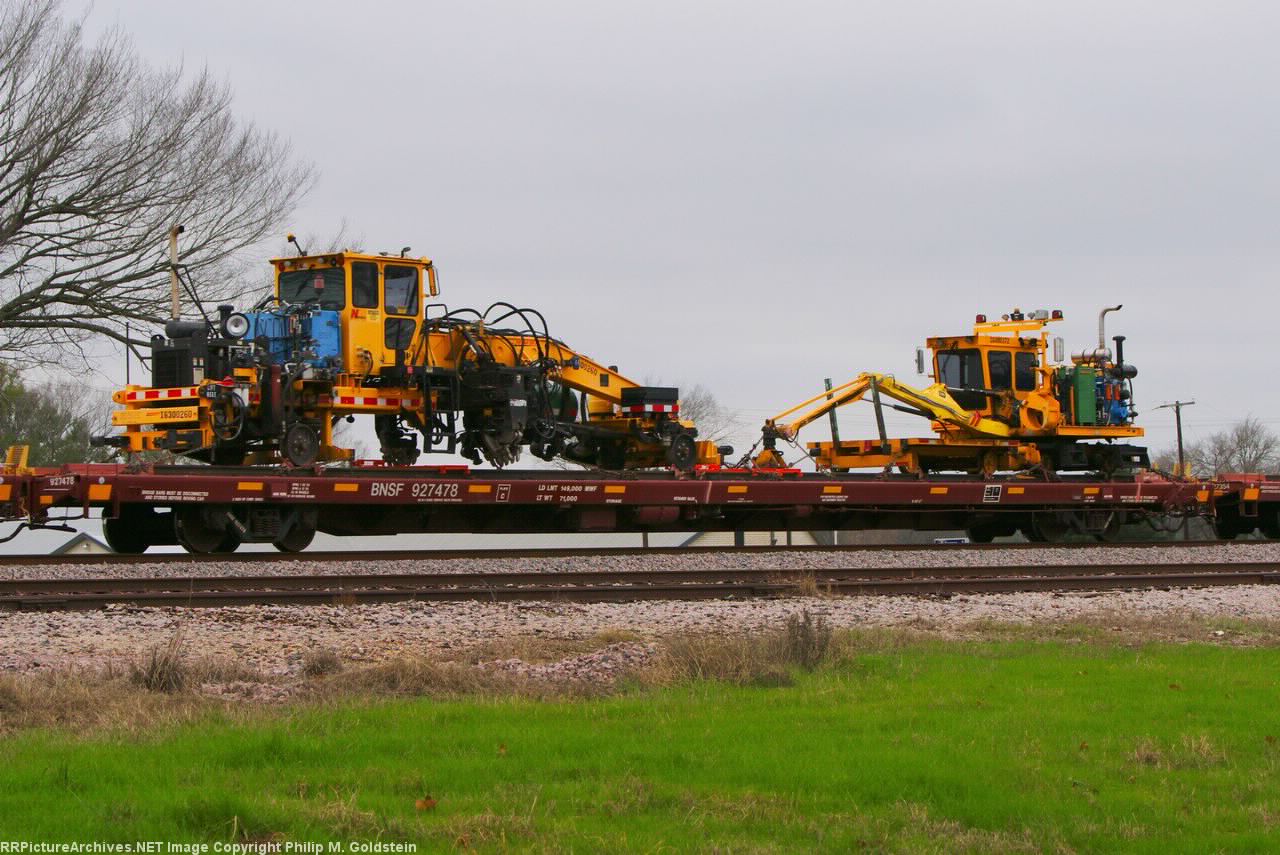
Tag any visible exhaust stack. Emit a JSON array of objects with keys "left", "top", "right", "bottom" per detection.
[
  {"left": 168, "top": 224, "right": 185, "bottom": 320},
  {"left": 1098, "top": 304, "right": 1123, "bottom": 350}
]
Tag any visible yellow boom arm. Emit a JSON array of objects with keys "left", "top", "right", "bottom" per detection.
[{"left": 765, "top": 372, "right": 1015, "bottom": 442}]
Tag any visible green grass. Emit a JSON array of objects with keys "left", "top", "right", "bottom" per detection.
[{"left": 4, "top": 640, "right": 1280, "bottom": 851}]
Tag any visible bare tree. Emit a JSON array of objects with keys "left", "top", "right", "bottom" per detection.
[
  {"left": 675, "top": 383, "right": 740, "bottom": 447},
  {"left": 1154, "top": 415, "right": 1279, "bottom": 477},
  {"left": 1196, "top": 415, "right": 1279, "bottom": 475},
  {"left": 547, "top": 380, "right": 741, "bottom": 469},
  {"left": 0, "top": 0, "right": 314, "bottom": 365}
]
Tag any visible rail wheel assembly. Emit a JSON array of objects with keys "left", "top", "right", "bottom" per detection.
[
  {"left": 174, "top": 506, "right": 237, "bottom": 554},
  {"left": 273, "top": 508, "right": 318, "bottom": 552}
]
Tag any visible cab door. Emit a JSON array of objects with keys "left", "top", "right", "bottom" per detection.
[
  {"left": 344, "top": 260, "right": 384, "bottom": 376},
  {"left": 380, "top": 264, "right": 421, "bottom": 372}
]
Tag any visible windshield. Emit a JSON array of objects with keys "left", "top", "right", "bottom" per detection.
[
  {"left": 938, "top": 348, "right": 982, "bottom": 389},
  {"left": 987, "top": 351, "right": 1011, "bottom": 390},
  {"left": 278, "top": 268, "right": 346, "bottom": 309}
]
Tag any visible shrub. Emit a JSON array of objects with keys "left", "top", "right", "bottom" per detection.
[
  {"left": 302, "top": 648, "right": 343, "bottom": 678},
  {"left": 784, "top": 610, "right": 832, "bottom": 671},
  {"left": 130, "top": 630, "right": 189, "bottom": 693}
]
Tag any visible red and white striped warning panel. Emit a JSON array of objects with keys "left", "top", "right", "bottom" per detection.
[
  {"left": 320, "top": 396, "right": 423, "bottom": 408},
  {"left": 125, "top": 387, "right": 200, "bottom": 402},
  {"left": 621, "top": 404, "right": 680, "bottom": 415}
]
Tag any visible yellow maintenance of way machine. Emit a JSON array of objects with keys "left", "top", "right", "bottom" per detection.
[
  {"left": 98, "top": 236, "right": 720, "bottom": 470},
  {"left": 754, "top": 307, "right": 1147, "bottom": 477}
]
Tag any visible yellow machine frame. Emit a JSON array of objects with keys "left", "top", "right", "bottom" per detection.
[
  {"left": 111, "top": 249, "right": 716, "bottom": 469},
  {"left": 755, "top": 309, "right": 1144, "bottom": 476}
]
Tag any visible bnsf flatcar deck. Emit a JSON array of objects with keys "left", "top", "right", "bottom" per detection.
[{"left": 0, "top": 462, "right": 1213, "bottom": 553}]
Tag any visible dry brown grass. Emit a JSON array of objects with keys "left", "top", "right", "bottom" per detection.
[
  {"left": 0, "top": 627, "right": 270, "bottom": 735},
  {"left": 640, "top": 609, "right": 834, "bottom": 687},
  {"left": 6, "top": 612, "right": 1280, "bottom": 738},
  {"left": 957, "top": 611, "right": 1280, "bottom": 647},
  {"left": 442, "top": 808, "right": 537, "bottom": 851},
  {"left": 645, "top": 632, "right": 793, "bottom": 687},
  {"left": 1129, "top": 737, "right": 1167, "bottom": 767},
  {"left": 591, "top": 627, "right": 644, "bottom": 645},
  {"left": 130, "top": 628, "right": 190, "bottom": 692},
  {"left": 785, "top": 609, "right": 832, "bottom": 671},
  {"left": 0, "top": 668, "right": 226, "bottom": 735},
  {"left": 1126, "top": 733, "right": 1229, "bottom": 771},
  {"left": 309, "top": 657, "right": 557, "bottom": 700},
  {"left": 301, "top": 647, "right": 343, "bottom": 678},
  {"left": 448, "top": 636, "right": 606, "bottom": 666},
  {"left": 128, "top": 628, "right": 268, "bottom": 693},
  {"left": 894, "top": 801, "right": 1043, "bottom": 854},
  {"left": 1177, "top": 733, "right": 1228, "bottom": 768},
  {"left": 308, "top": 790, "right": 416, "bottom": 839}
]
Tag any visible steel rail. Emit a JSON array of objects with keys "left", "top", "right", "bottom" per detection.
[
  {"left": 2, "top": 563, "right": 1277, "bottom": 610},
  {"left": 0, "top": 539, "right": 1257, "bottom": 568}
]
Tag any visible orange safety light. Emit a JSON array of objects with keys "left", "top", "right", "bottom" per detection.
[
  {"left": 1051, "top": 309, "right": 1064, "bottom": 319},
  {"left": 975, "top": 314, "right": 987, "bottom": 323}
]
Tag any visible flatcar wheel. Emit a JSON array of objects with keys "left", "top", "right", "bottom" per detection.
[
  {"left": 967, "top": 519, "right": 1009, "bottom": 543},
  {"left": 1029, "top": 512, "right": 1071, "bottom": 543},
  {"left": 273, "top": 521, "right": 315, "bottom": 553},
  {"left": 1214, "top": 515, "right": 1243, "bottom": 541},
  {"left": 216, "top": 532, "right": 241, "bottom": 553},
  {"left": 1259, "top": 511, "right": 1280, "bottom": 540},
  {"left": 175, "top": 506, "right": 228, "bottom": 554},
  {"left": 103, "top": 514, "right": 149, "bottom": 554},
  {"left": 1094, "top": 512, "right": 1122, "bottom": 542},
  {"left": 966, "top": 526, "right": 996, "bottom": 544}
]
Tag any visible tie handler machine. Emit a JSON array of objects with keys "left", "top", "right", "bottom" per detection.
[{"left": 98, "top": 242, "right": 720, "bottom": 474}]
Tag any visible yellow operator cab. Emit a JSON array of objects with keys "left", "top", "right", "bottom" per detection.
[{"left": 270, "top": 249, "right": 439, "bottom": 378}]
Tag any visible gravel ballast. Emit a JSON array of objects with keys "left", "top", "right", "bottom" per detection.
[
  {"left": 3, "top": 581, "right": 1280, "bottom": 677},
  {"left": 4, "top": 542, "right": 1280, "bottom": 581}
]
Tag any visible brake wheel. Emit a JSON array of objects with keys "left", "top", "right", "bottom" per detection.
[{"left": 284, "top": 423, "right": 320, "bottom": 467}]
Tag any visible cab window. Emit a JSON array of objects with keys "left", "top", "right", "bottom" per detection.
[
  {"left": 385, "top": 317, "right": 416, "bottom": 351},
  {"left": 937, "top": 348, "right": 987, "bottom": 411},
  {"left": 278, "top": 267, "right": 345, "bottom": 309},
  {"left": 352, "top": 262, "right": 379, "bottom": 308},
  {"left": 988, "top": 351, "right": 1011, "bottom": 391},
  {"left": 1015, "top": 352, "right": 1037, "bottom": 390},
  {"left": 384, "top": 265, "right": 419, "bottom": 316}
]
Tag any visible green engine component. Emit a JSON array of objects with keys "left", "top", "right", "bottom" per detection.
[{"left": 1071, "top": 366, "right": 1097, "bottom": 425}]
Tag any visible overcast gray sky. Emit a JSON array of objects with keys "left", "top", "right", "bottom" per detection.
[{"left": 82, "top": 0, "right": 1280, "bottom": 458}]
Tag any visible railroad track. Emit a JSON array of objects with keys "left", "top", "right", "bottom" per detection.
[
  {"left": 0, "top": 538, "right": 1259, "bottom": 568},
  {"left": 2, "top": 562, "right": 1277, "bottom": 610}
]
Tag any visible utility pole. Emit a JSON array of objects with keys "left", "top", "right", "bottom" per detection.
[
  {"left": 1154, "top": 400, "right": 1196, "bottom": 541},
  {"left": 1154, "top": 400, "right": 1196, "bottom": 478}
]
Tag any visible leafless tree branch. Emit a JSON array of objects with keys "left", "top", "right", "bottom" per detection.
[
  {"left": 1153, "top": 415, "right": 1280, "bottom": 477},
  {"left": 0, "top": 0, "right": 314, "bottom": 366}
]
